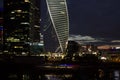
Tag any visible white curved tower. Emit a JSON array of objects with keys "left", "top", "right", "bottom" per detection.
[{"left": 45, "top": 0, "right": 69, "bottom": 53}]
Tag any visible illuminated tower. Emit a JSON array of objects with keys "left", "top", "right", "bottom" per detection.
[
  {"left": 4, "top": 0, "right": 40, "bottom": 55},
  {"left": 44, "top": 0, "right": 69, "bottom": 53}
]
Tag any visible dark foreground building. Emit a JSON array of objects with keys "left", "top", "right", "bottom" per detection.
[
  {"left": 0, "top": 11, "right": 3, "bottom": 52},
  {"left": 4, "top": 0, "right": 40, "bottom": 55}
]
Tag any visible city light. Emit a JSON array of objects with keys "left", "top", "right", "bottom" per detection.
[{"left": 0, "top": 0, "right": 120, "bottom": 80}]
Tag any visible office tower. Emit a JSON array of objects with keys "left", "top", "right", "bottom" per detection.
[
  {"left": 0, "top": 10, "right": 3, "bottom": 52},
  {"left": 44, "top": 0, "right": 69, "bottom": 53},
  {"left": 4, "top": 0, "right": 40, "bottom": 55},
  {"left": 0, "top": 18, "right": 3, "bottom": 43}
]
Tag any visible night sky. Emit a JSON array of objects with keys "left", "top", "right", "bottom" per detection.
[
  {"left": 0, "top": 0, "right": 3, "bottom": 11},
  {"left": 1, "top": 0, "right": 120, "bottom": 44},
  {"left": 68, "top": 0, "right": 120, "bottom": 39},
  {"left": 67, "top": 0, "right": 120, "bottom": 43},
  {"left": 40, "top": 0, "right": 120, "bottom": 44}
]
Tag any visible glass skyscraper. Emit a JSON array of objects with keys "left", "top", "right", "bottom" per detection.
[
  {"left": 0, "top": 8, "right": 3, "bottom": 52},
  {"left": 44, "top": 0, "right": 69, "bottom": 53},
  {"left": 4, "top": 0, "right": 41, "bottom": 55}
]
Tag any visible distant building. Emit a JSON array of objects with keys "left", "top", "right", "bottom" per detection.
[
  {"left": 44, "top": 0, "right": 69, "bottom": 53},
  {"left": 0, "top": 11, "right": 3, "bottom": 52},
  {"left": 67, "top": 41, "right": 80, "bottom": 54},
  {"left": 0, "top": 25, "right": 3, "bottom": 43},
  {"left": 4, "top": 0, "right": 40, "bottom": 55}
]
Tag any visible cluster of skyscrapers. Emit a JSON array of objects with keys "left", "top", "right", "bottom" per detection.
[{"left": 0, "top": 0, "right": 69, "bottom": 55}]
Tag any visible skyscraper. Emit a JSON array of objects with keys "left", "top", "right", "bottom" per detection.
[
  {"left": 0, "top": 8, "right": 3, "bottom": 52},
  {"left": 4, "top": 0, "right": 40, "bottom": 55},
  {"left": 44, "top": 0, "right": 69, "bottom": 53}
]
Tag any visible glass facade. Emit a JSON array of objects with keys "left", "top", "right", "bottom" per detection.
[
  {"left": 44, "top": 0, "right": 69, "bottom": 53},
  {"left": 0, "top": 12, "right": 3, "bottom": 52},
  {"left": 4, "top": 0, "right": 41, "bottom": 55}
]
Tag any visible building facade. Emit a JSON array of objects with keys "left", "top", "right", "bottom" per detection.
[
  {"left": 44, "top": 0, "right": 69, "bottom": 53},
  {"left": 4, "top": 0, "right": 40, "bottom": 55},
  {"left": 0, "top": 10, "right": 3, "bottom": 52}
]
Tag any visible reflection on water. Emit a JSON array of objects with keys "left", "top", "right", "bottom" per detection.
[
  {"left": 98, "top": 69, "right": 120, "bottom": 80},
  {"left": 7, "top": 74, "right": 73, "bottom": 80},
  {"left": 6, "top": 70, "right": 120, "bottom": 80},
  {"left": 114, "top": 70, "right": 120, "bottom": 80},
  {"left": 44, "top": 74, "right": 72, "bottom": 80}
]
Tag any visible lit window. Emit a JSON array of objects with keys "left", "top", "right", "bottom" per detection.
[
  {"left": 16, "top": 10, "right": 22, "bottom": 13},
  {"left": 11, "top": 11, "right": 15, "bottom": 13},
  {"left": 60, "top": 2, "right": 65, "bottom": 5},
  {"left": 60, "top": 11, "right": 65, "bottom": 14},
  {"left": 24, "top": 0, "right": 29, "bottom": 2},
  {"left": 100, "top": 57, "right": 107, "bottom": 60},
  {"left": 23, "top": 11, "right": 29, "bottom": 13},
  {"left": 22, "top": 16, "right": 25, "bottom": 18},
  {"left": 10, "top": 17, "right": 15, "bottom": 20},
  {"left": 14, "top": 46, "right": 23, "bottom": 48},
  {"left": 20, "top": 22, "right": 30, "bottom": 25}
]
